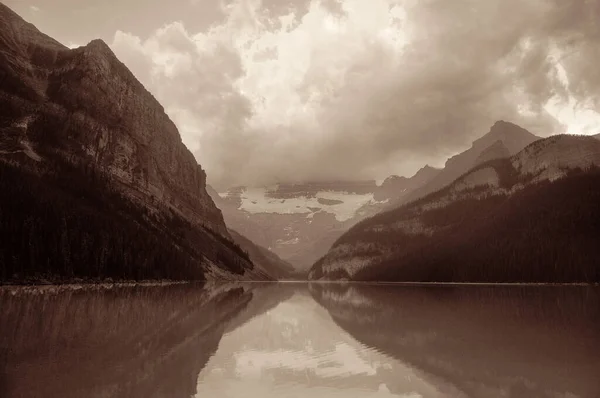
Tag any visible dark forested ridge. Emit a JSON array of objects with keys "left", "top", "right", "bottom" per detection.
[
  {"left": 311, "top": 161, "right": 600, "bottom": 283},
  {"left": 362, "top": 168, "right": 600, "bottom": 283},
  {"left": 228, "top": 229, "right": 305, "bottom": 280},
  {"left": 0, "top": 157, "right": 256, "bottom": 284}
]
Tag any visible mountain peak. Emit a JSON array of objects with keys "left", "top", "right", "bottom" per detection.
[
  {"left": 473, "top": 120, "right": 539, "bottom": 154},
  {"left": 382, "top": 175, "right": 407, "bottom": 184},
  {"left": 486, "top": 120, "right": 535, "bottom": 139},
  {"left": 85, "top": 39, "right": 113, "bottom": 53},
  {"left": 78, "top": 39, "right": 121, "bottom": 65},
  {"left": 491, "top": 119, "right": 515, "bottom": 128},
  {"left": 413, "top": 164, "right": 440, "bottom": 177}
]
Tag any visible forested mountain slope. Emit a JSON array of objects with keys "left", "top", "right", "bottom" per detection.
[{"left": 309, "top": 135, "right": 600, "bottom": 283}]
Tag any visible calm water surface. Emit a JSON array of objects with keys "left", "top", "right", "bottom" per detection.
[{"left": 0, "top": 282, "right": 598, "bottom": 398}]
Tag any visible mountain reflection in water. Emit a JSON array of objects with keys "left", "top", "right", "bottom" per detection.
[{"left": 0, "top": 283, "right": 598, "bottom": 398}]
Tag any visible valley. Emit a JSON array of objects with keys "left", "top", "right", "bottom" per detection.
[{"left": 1, "top": 2, "right": 599, "bottom": 285}]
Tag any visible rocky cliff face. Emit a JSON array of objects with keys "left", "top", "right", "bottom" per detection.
[
  {"left": 309, "top": 133, "right": 600, "bottom": 283},
  {"left": 0, "top": 4, "right": 262, "bottom": 282},
  {"left": 0, "top": 3, "right": 225, "bottom": 235}
]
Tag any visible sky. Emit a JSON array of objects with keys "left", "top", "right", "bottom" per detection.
[{"left": 7, "top": 0, "right": 600, "bottom": 188}]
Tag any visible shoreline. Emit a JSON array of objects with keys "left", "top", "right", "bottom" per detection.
[{"left": 1, "top": 279, "right": 597, "bottom": 290}]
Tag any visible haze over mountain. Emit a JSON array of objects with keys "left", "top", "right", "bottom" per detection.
[
  {"left": 207, "top": 121, "right": 542, "bottom": 271},
  {"left": 5, "top": 0, "right": 600, "bottom": 189},
  {"left": 207, "top": 169, "right": 447, "bottom": 270}
]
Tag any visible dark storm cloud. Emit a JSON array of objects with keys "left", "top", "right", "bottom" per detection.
[
  {"left": 11, "top": 0, "right": 600, "bottom": 187},
  {"left": 109, "top": 0, "right": 600, "bottom": 187}
]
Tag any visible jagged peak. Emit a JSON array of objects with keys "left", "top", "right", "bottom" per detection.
[
  {"left": 420, "top": 164, "right": 441, "bottom": 172},
  {"left": 491, "top": 119, "right": 516, "bottom": 128},
  {"left": 482, "top": 120, "right": 537, "bottom": 140},
  {"left": 411, "top": 164, "right": 441, "bottom": 178},
  {"left": 470, "top": 120, "right": 539, "bottom": 156},
  {"left": 84, "top": 39, "right": 114, "bottom": 54},
  {"left": 69, "top": 36, "right": 168, "bottom": 116},
  {"left": 383, "top": 175, "right": 406, "bottom": 183}
]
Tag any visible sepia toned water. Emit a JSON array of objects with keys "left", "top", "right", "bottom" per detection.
[{"left": 0, "top": 282, "right": 598, "bottom": 398}]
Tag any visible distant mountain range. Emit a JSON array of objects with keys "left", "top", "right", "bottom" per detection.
[
  {"left": 209, "top": 121, "right": 548, "bottom": 273},
  {"left": 0, "top": 3, "right": 291, "bottom": 283},
  {"left": 394, "top": 120, "right": 540, "bottom": 208},
  {"left": 309, "top": 134, "right": 600, "bottom": 283},
  {"left": 208, "top": 169, "right": 451, "bottom": 271}
]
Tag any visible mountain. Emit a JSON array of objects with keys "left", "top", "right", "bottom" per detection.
[
  {"left": 397, "top": 120, "right": 540, "bottom": 207},
  {"left": 207, "top": 178, "right": 445, "bottom": 271},
  {"left": 373, "top": 165, "right": 441, "bottom": 202},
  {"left": 208, "top": 121, "right": 539, "bottom": 273},
  {"left": 309, "top": 134, "right": 600, "bottom": 283},
  {"left": 227, "top": 229, "right": 302, "bottom": 280},
  {"left": 0, "top": 4, "right": 267, "bottom": 282}
]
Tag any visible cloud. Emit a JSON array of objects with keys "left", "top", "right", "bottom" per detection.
[
  {"left": 108, "top": 0, "right": 600, "bottom": 188},
  {"left": 29, "top": 5, "right": 40, "bottom": 12}
]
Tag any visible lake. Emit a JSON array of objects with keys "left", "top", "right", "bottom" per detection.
[{"left": 0, "top": 282, "right": 598, "bottom": 397}]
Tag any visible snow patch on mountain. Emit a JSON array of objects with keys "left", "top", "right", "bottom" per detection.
[{"left": 234, "top": 187, "right": 382, "bottom": 222}]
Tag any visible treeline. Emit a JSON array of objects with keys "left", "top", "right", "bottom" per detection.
[
  {"left": 337, "top": 167, "right": 600, "bottom": 283},
  {"left": 0, "top": 156, "right": 252, "bottom": 283}
]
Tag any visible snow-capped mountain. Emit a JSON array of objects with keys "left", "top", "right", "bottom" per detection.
[
  {"left": 208, "top": 120, "right": 543, "bottom": 272},
  {"left": 208, "top": 172, "right": 440, "bottom": 271}
]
